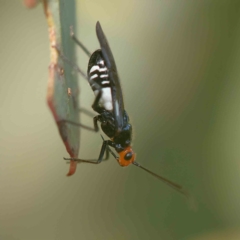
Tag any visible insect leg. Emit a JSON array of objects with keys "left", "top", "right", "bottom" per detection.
[
  {"left": 59, "top": 112, "right": 103, "bottom": 132},
  {"left": 53, "top": 45, "right": 103, "bottom": 131},
  {"left": 79, "top": 108, "right": 99, "bottom": 131},
  {"left": 69, "top": 76, "right": 103, "bottom": 131},
  {"left": 53, "top": 45, "right": 88, "bottom": 81},
  {"left": 93, "top": 115, "right": 101, "bottom": 132},
  {"left": 58, "top": 119, "right": 97, "bottom": 132},
  {"left": 91, "top": 90, "right": 104, "bottom": 113},
  {"left": 55, "top": 42, "right": 103, "bottom": 115},
  {"left": 70, "top": 26, "right": 91, "bottom": 57},
  {"left": 64, "top": 140, "right": 115, "bottom": 164},
  {"left": 79, "top": 108, "right": 95, "bottom": 117},
  {"left": 53, "top": 43, "right": 106, "bottom": 132}
]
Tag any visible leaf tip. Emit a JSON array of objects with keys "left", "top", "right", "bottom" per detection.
[{"left": 66, "top": 160, "right": 77, "bottom": 176}]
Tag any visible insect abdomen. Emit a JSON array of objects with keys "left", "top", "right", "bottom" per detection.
[{"left": 88, "top": 50, "right": 113, "bottom": 111}]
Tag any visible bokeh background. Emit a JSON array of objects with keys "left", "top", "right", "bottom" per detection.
[{"left": 1, "top": 0, "right": 240, "bottom": 239}]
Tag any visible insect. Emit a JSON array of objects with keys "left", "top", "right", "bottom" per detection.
[{"left": 58, "top": 22, "right": 188, "bottom": 198}]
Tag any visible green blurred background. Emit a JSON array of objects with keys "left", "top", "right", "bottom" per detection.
[{"left": 1, "top": 0, "right": 240, "bottom": 239}]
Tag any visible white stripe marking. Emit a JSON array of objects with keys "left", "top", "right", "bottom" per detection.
[
  {"left": 90, "top": 65, "right": 107, "bottom": 73},
  {"left": 90, "top": 74, "right": 98, "bottom": 80},
  {"left": 99, "top": 67, "right": 107, "bottom": 72},
  {"left": 99, "top": 60, "right": 104, "bottom": 66},
  {"left": 101, "top": 81, "right": 110, "bottom": 84},
  {"left": 100, "top": 74, "right": 109, "bottom": 78},
  {"left": 94, "top": 87, "right": 113, "bottom": 111},
  {"left": 90, "top": 66, "right": 99, "bottom": 73}
]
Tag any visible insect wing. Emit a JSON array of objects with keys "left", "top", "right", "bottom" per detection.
[{"left": 96, "top": 21, "right": 125, "bottom": 132}]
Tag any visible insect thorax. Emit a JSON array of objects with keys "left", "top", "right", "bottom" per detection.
[
  {"left": 100, "top": 110, "right": 132, "bottom": 152},
  {"left": 100, "top": 111, "right": 116, "bottom": 138},
  {"left": 113, "top": 123, "right": 132, "bottom": 152}
]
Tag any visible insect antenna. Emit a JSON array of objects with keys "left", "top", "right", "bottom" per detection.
[{"left": 132, "top": 161, "right": 189, "bottom": 198}]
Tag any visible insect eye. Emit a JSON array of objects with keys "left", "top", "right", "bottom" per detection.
[{"left": 124, "top": 152, "right": 132, "bottom": 161}]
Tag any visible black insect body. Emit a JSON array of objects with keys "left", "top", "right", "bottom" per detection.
[
  {"left": 66, "top": 22, "right": 135, "bottom": 167},
  {"left": 88, "top": 43, "right": 135, "bottom": 166},
  {"left": 60, "top": 22, "right": 188, "bottom": 198}
]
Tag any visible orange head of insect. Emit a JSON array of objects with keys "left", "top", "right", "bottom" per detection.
[{"left": 117, "top": 146, "right": 136, "bottom": 167}]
